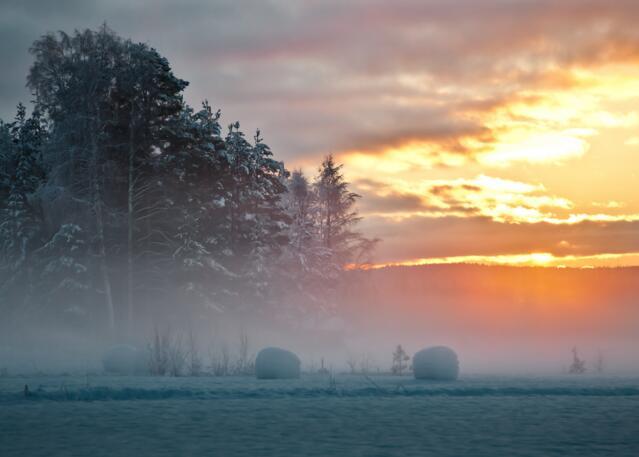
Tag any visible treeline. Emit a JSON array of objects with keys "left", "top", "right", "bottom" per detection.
[{"left": 0, "top": 25, "right": 375, "bottom": 335}]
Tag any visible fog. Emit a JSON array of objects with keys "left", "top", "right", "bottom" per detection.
[
  {"left": 1, "top": 25, "right": 637, "bottom": 380},
  {"left": 2, "top": 264, "right": 637, "bottom": 377},
  {"left": 342, "top": 265, "right": 639, "bottom": 374}
]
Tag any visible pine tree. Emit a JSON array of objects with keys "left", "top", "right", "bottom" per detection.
[
  {"left": 392, "top": 345, "right": 410, "bottom": 375},
  {"left": 0, "top": 25, "right": 379, "bottom": 332},
  {"left": 27, "top": 25, "right": 189, "bottom": 332},
  {"left": 310, "top": 155, "right": 378, "bottom": 312},
  {"left": 315, "top": 155, "right": 360, "bottom": 254},
  {"left": 287, "top": 170, "right": 315, "bottom": 253},
  {"left": 0, "top": 120, "right": 12, "bottom": 204},
  {"left": 107, "top": 39, "right": 188, "bottom": 331},
  {"left": 11, "top": 104, "right": 47, "bottom": 194},
  {"left": 0, "top": 191, "right": 41, "bottom": 321},
  {"left": 28, "top": 25, "right": 125, "bottom": 331},
  {"left": 32, "top": 224, "right": 89, "bottom": 322},
  {"left": 0, "top": 105, "right": 47, "bottom": 322},
  {"left": 156, "top": 101, "right": 232, "bottom": 313},
  {"left": 220, "top": 124, "right": 289, "bottom": 310},
  {"left": 315, "top": 154, "right": 378, "bottom": 268},
  {"left": 277, "top": 170, "right": 328, "bottom": 314},
  {"left": 243, "top": 129, "right": 290, "bottom": 304}
]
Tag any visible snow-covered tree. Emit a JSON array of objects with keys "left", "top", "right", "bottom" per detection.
[
  {"left": 10, "top": 104, "right": 47, "bottom": 194},
  {"left": 286, "top": 170, "right": 315, "bottom": 257},
  {"left": 0, "top": 25, "right": 378, "bottom": 333},
  {"left": 155, "top": 101, "right": 232, "bottom": 314},
  {"left": 277, "top": 170, "right": 330, "bottom": 314},
  {"left": 315, "top": 155, "right": 360, "bottom": 252},
  {"left": 314, "top": 154, "right": 377, "bottom": 268},
  {"left": 0, "top": 192, "right": 40, "bottom": 271},
  {"left": 0, "top": 121, "right": 12, "bottom": 204},
  {"left": 106, "top": 39, "right": 187, "bottom": 330},
  {"left": 28, "top": 25, "right": 126, "bottom": 330},
  {"left": 286, "top": 155, "right": 378, "bottom": 314},
  {"left": 32, "top": 224, "right": 89, "bottom": 321},
  {"left": 0, "top": 105, "right": 47, "bottom": 321},
  {"left": 219, "top": 124, "right": 289, "bottom": 310},
  {"left": 27, "top": 25, "right": 189, "bottom": 331}
]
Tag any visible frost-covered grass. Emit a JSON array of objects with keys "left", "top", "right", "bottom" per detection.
[{"left": 2, "top": 374, "right": 639, "bottom": 456}]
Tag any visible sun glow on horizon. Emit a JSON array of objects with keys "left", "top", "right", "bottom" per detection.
[
  {"left": 351, "top": 252, "right": 639, "bottom": 270},
  {"left": 286, "top": 50, "right": 639, "bottom": 270}
]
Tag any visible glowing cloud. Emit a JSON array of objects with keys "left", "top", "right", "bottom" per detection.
[
  {"left": 478, "top": 131, "right": 591, "bottom": 167},
  {"left": 363, "top": 252, "right": 639, "bottom": 270}
]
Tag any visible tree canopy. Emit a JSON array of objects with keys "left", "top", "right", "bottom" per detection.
[{"left": 0, "top": 25, "right": 376, "bottom": 337}]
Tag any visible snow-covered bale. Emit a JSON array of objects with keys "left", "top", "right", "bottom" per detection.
[
  {"left": 102, "top": 344, "right": 147, "bottom": 375},
  {"left": 413, "top": 346, "right": 459, "bottom": 381},
  {"left": 255, "top": 347, "right": 301, "bottom": 379}
]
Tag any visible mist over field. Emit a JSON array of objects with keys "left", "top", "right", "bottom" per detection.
[
  {"left": 2, "top": 2, "right": 639, "bottom": 456},
  {"left": 2, "top": 264, "right": 637, "bottom": 376},
  {"left": 344, "top": 265, "right": 639, "bottom": 374}
]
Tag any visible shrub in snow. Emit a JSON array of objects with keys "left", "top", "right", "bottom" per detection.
[
  {"left": 413, "top": 346, "right": 459, "bottom": 381},
  {"left": 255, "top": 347, "right": 301, "bottom": 379},
  {"left": 102, "top": 344, "right": 147, "bottom": 375}
]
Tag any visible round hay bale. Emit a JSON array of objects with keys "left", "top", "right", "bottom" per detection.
[
  {"left": 255, "top": 347, "right": 301, "bottom": 379},
  {"left": 413, "top": 346, "right": 459, "bottom": 381}
]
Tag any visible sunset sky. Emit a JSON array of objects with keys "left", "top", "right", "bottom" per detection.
[{"left": 2, "top": 0, "right": 638, "bottom": 268}]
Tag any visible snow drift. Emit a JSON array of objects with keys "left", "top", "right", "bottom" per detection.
[
  {"left": 102, "top": 345, "right": 146, "bottom": 375},
  {"left": 255, "top": 347, "right": 301, "bottom": 379},
  {"left": 413, "top": 346, "right": 459, "bottom": 381}
]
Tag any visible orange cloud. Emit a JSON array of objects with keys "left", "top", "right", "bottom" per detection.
[{"left": 355, "top": 175, "right": 639, "bottom": 226}]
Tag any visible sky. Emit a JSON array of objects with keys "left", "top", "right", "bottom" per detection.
[{"left": 1, "top": 0, "right": 638, "bottom": 268}]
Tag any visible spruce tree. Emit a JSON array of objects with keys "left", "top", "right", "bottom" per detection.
[
  {"left": 315, "top": 154, "right": 362, "bottom": 260},
  {"left": 0, "top": 25, "right": 378, "bottom": 332},
  {"left": 221, "top": 123, "right": 289, "bottom": 310},
  {"left": 32, "top": 224, "right": 89, "bottom": 322},
  {"left": 0, "top": 105, "right": 47, "bottom": 322},
  {"left": 158, "top": 102, "right": 232, "bottom": 313}
]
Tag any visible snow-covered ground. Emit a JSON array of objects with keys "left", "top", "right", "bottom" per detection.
[{"left": 1, "top": 374, "right": 638, "bottom": 456}]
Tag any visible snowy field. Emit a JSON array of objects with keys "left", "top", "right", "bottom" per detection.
[{"left": 1, "top": 374, "right": 639, "bottom": 457}]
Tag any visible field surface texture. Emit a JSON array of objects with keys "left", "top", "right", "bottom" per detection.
[{"left": 1, "top": 374, "right": 638, "bottom": 456}]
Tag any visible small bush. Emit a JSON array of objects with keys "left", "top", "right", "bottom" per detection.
[{"left": 148, "top": 326, "right": 187, "bottom": 377}]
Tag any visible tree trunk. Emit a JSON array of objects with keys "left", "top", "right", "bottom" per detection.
[
  {"left": 325, "top": 209, "right": 332, "bottom": 249},
  {"left": 95, "top": 185, "right": 115, "bottom": 332},
  {"left": 91, "top": 113, "right": 115, "bottom": 332},
  {"left": 127, "top": 121, "right": 135, "bottom": 334}
]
